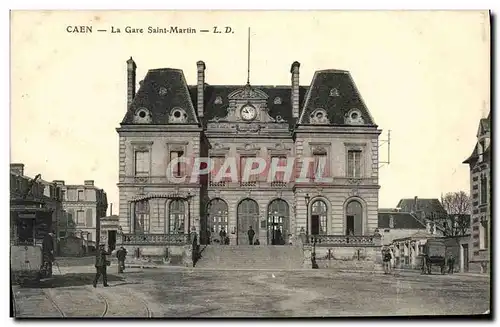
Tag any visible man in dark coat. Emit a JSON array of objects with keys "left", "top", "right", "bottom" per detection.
[
  {"left": 116, "top": 247, "right": 127, "bottom": 273},
  {"left": 219, "top": 228, "right": 227, "bottom": 245},
  {"left": 448, "top": 253, "right": 455, "bottom": 274},
  {"left": 93, "top": 244, "right": 110, "bottom": 287},
  {"left": 42, "top": 231, "right": 55, "bottom": 277},
  {"left": 247, "top": 226, "right": 255, "bottom": 245}
]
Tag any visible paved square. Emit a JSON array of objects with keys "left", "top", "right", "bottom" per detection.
[{"left": 13, "top": 268, "right": 490, "bottom": 317}]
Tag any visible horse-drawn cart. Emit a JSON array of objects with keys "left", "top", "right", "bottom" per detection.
[{"left": 420, "top": 238, "right": 446, "bottom": 275}]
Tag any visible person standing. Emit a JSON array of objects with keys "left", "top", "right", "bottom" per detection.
[
  {"left": 219, "top": 228, "right": 227, "bottom": 245},
  {"left": 448, "top": 253, "right": 455, "bottom": 274},
  {"left": 383, "top": 249, "right": 392, "bottom": 274},
  {"left": 116, "top": 246, "right": 127, "bottom": 273},
  {"left": 247, "top": 226, "right": 255, "bottom": 245},
  {"left": 42, "top": 231, "right": 55, "bottom": 277},
  {"left": 93, "top": 244, "right": 110, "bottom": 287}
]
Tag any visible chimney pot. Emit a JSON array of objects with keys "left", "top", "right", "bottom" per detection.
[
  {"left": 53, "top": 180, "right": 65, "bottom": 186},
  {"left": 196, "top": 61, "right": 206, "bottom": 118},
  {"left": 290, "top": 61, "right": 300, "bottom": 118},
  {"left": 127, "top": 57, "right": 137, "bottom": 109},
  {"left": 84, "top": 180, "right": 94, "bottom": 186}
]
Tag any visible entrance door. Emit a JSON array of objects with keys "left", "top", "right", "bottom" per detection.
[
  {"left": 267, "top": 199, "right": 290, "bottom": 245},
  {"left": 346, "top": 215, "right": 354, "bottom": 235},
  {"left": 462, "top": 244, "right": 469, "bottom": 272},
  {"left": 311, "top": 215, "right": 320, "bottom": 235},
  {"left": 237, "top": 199, "right": 259, "bottom": 245},
  {"left": 108, "top": 231, "right": 117, "bottom": 251}
]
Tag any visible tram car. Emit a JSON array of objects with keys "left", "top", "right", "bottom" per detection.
[
  {"left": 10, "top": 198, "right": 54, "bottom": 284},
  {"left": 419, "top": 238, "right": 446, "bottom": 275}
]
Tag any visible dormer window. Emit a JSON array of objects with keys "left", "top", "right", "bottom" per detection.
[
  {"left": 169, "top": 107, "right": 188, "bottom": 124},
  {"left": 133, "top": 108, "right": 152, "bottom": 124},
  {"left": 310, "top": 108, "right": 330, "bottom": 124},
  {"left": 330, "top": 88, "right": 340, "bottom": 97},
  {"left": 345, "top": 108, "right": 365, "bottom": 125},
  {"left": 274, "top": 97, "right": 282, "bottom": 104},
  {"left": 214, "top": 96, "right": 223, "bottom": 104}
]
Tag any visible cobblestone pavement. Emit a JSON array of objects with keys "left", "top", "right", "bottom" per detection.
[{"left": 12, "top": 266, "right": 490, "bottom": 318}]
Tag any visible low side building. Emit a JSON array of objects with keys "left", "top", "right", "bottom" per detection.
[{"left": 54, "top": 180, "right": 108, "bottom": 249}]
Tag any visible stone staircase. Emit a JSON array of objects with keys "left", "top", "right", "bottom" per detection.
[{"left": 194, "top": 245, "right": 305, "bottom": 270}]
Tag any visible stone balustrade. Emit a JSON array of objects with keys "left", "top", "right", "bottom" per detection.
[
  {"left": 121, "top": 233, "right": 190, "bottom": 245},
  {"left": 307, "top": 234, "right": 380, "bottom": 247}
]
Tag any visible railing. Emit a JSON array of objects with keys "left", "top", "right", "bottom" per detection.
[
  {"left": 209, "top": 181, "right": 227, "bottom": 187},
  {"left": 270, "top": 181, "right": 287, "bottom": 188},
  {"left": 239, "top": 181, "right": 257, "bottom": 187},
  {"left": 121, "top": 233, "right": 190, "bottom": 245},
  {"left": 309, "top": 235, "right": 376, "bottom": 246}
]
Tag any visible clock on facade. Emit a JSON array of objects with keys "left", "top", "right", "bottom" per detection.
[{"left": 240, "top": 105, "right": 257, "bottom": 121}]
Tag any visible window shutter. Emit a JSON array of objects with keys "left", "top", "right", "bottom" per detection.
[{"left": 86, "top": 209, "right": 93, "bottom": 227}]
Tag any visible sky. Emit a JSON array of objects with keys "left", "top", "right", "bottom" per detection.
[{"left": 10, "top": 10, "right": 490, "bottom": 213}]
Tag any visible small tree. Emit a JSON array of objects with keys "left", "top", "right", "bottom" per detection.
[{"left": 440, "top": 191, "right": 471, "bottom": 236}]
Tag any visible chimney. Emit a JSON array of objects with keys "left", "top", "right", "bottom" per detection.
[
  {"left": 10, "top": 163, "right": 24, "bottom": 176},
  {"left": 414, "top": 196, "right": 418, "bottom": 212},
  {"left": 290, "top": 61, "right": 300, "bottom": 118},
  {"left": 110, "top": 203, "right": 113, "bottom": 216},
  {"left": 127, "top": 56, "right": 137, "bottom": 109},
  {"left": 53, "top": 180, "right": 65, "bottom": 186},
  {"left": 196, "top": 61, "right": 206, "bottom": 118},
  {"left": 84, "top": 180, "right": 94, "bottom": 187}
]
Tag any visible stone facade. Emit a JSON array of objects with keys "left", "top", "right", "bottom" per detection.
[
  {"left": 463, "top": 113, "right": 491, "bottom": 273},
  {"left": 117, "top": 58, "right": 382, "bottom": 249},
  {"left": 54, "top": 180, "right": 108, "bottom": 247}
]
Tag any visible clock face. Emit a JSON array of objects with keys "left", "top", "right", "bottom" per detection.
[{"left": 240, "top": 106, "right": 257, "bottom": 121}]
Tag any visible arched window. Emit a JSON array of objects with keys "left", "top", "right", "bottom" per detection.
[
  {"left": 346, "top": 200, "right": 363, "bottom": 236},
  {"left": 207, "top": 198, "right": 228, "bottom": 234},
  {"left": 134, "top": 200, "right": 150, "bottom": 234},
  {"left": 267, "top": 199, "right": 290, "bottom": 245},
  {"left": 311, "top": 200, "right": 327, "bottom": 235},
  {"left": 168, "top": 200, "right": 185, "bottom": 234}
]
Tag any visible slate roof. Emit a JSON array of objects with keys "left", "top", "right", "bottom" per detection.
[
  {"left": 188, "top": 85, "right": 309, "bottom": 125},
  {"left": 378, "top": 211, "right": 426, "bottom": 229},
  {"left": 298, "top": 70, "right": 376, "bottom": 126},
  {"left": 396, "top": 198, "right": 447, "bottom": 216},
  {"left": 121, "top": 68, "right": 199, "bottom": 125},
  {"left": 120, "top": 63, "right": 377, "bottom": 128}
]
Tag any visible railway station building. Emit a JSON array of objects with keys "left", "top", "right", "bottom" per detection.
[{"left": 116, "top": 58, "right": 382, "bottom": 253}]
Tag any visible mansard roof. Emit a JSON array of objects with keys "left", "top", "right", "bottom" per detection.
[
  {"left": 121, "top": 68, "right": 199, "bottom": 125},
  {"left": 396, "top": 198, "right": 448, "bottom": 216},
  {"left": 120, "top": 64, "right": 377, "bottom": 128},
  {"left": 297, "top": 70, "right": 376, "bottom": 126},
  {"left": 188, "top": 85, "right": 309, "bottom": 124}
]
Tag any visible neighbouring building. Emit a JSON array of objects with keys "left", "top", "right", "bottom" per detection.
[
  {"left": 378, "top": 210, "right": 430, "bottom": 245},
  {"left": 116, "top": 57, "right": 382, "bottom": 260},
  {"left": 396, "top": 196, "right": 448, "bottom": 222},
  {"left": 54, "top": 180, "right": 108, "bottom": 249},
  {"left": 10, "top": 164, "right": 65, "bottom": 238},
  {"left": 463, "top": 112, "right": 491, "bottom": 273}
]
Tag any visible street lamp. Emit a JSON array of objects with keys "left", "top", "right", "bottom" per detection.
[{"left": 305, "top": 193, "right": 310, "bottom": 242}]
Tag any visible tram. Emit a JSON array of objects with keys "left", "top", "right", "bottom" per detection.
[{"left": 10, "top": 197, "right": 54, "bottom": 284}]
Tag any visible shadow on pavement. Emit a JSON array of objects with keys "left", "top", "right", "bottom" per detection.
[{"left": 19, "top": 273, "right": 126, "bottom": 289}]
